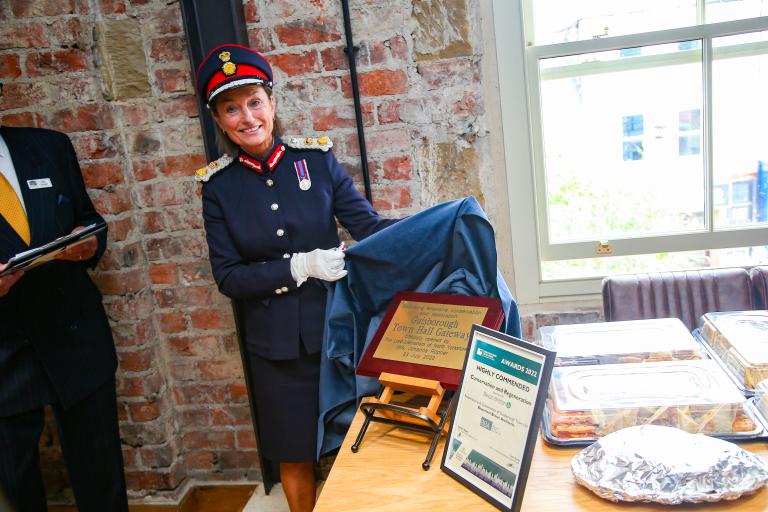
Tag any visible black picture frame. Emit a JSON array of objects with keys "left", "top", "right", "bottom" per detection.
[{"left": 440, "top": 324, "right": 555, "bottom": 511}]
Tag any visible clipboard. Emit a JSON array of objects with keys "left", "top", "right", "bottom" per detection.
[{"left": 0, "top": 221, "right": 106, "bottom": 276}]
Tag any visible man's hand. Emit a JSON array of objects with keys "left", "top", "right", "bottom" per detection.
[
  {"left": 54, "top": 226, "right": 98, "bottom": 262},
  {"left": 0, "top": 263, "right": 24, "bottom": 297}
]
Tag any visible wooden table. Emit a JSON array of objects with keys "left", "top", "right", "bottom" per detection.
[{"left": 315, "top": 408, "right": 768, "bottom": 511}]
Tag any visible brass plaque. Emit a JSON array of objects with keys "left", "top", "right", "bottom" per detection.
[{"left": 372, "top": 300, "right": 488, "bottom": 369}]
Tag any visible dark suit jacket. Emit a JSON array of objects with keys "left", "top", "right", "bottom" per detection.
[
  {"left": 202, "top": 138, "right": 395, "bottom": 360},
  {"left": 0, "top": 126, "right": 116, "bottom": 416}
]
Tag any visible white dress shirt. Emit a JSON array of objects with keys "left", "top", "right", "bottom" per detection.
[{"left": 0, "top": 132, "right": 27, "bottom": 214}]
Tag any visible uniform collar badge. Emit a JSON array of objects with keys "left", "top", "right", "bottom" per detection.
[
  {"left": 294, "top": 159, "right": 311, "bottom": 191},
  {"left": 239, "top": 144, "right": 286, "bottom": 174}
]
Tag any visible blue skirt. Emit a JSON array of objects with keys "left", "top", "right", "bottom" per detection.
[{"left": 247, "top": 346, "right": 320, "bottom": 462}]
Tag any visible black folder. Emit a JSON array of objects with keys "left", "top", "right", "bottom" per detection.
[{"left": 0, "top": 221, "right": 106, "bottom": 276}]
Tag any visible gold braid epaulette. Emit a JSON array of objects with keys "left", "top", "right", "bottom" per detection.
[
  {"left": 194, "top": 154, "right": 234, "bottom": 182},
  {"left": 285, "top": 135, "right": 333, "bottom": 152}
]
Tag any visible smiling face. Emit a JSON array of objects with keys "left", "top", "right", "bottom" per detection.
[{"left": 211, "top": 85, "right": 276, "bottom": 158}]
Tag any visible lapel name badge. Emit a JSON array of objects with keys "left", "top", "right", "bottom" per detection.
[
  {"left": 27, "top": 178, "right": 52, "bottom": 189},
  {"left": 294, "top": 159, "right": 311, "bottom": 191}
]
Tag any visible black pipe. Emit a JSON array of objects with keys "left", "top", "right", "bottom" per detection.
[{"left": 340, "top": 0, "right": 373, "bottom": 204}]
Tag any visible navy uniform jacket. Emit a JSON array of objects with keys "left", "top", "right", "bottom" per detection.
[
  {"left": 201, "top": 137, "right": 394, "bottom": 360},
  {"left": 0, "top": 126, "right": 115, "bottom": 416}
]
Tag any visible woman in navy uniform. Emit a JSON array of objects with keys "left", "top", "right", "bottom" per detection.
[{"left": 194, "top": 44, "right": 394, "bottom": 511}]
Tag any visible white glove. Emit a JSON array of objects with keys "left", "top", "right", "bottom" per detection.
[{"left": 290, "top": 248, "right": 347, "bottom": 286}]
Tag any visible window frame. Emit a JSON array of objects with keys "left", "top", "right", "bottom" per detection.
[{"left": 492, "top": 1, "right": 768, "bottom": 303}]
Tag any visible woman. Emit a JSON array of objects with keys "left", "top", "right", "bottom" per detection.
[{"left": 194, "top": 44, "right": 394, "bottom": 511}]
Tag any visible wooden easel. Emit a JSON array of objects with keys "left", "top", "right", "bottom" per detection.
[{"left": 351, "top": 372, "right": 453, "bottom": 470}]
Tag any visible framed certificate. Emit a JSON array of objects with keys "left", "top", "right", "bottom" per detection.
[
  {"left": 356, "top": 291, "right": 504, "bottom": 390},
  {"left": 441, "top": 325, "right": 555, "bottom": 511}
]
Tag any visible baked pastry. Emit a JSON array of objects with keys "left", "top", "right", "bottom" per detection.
[{"left": 547, "top": 360, "right": 756, "bottom": 440}]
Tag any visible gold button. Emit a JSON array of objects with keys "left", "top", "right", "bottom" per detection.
[
  {"left": 271, "top": 203, "right": 279, "bottom": 211},
  {"left": 275, "top": 288, "right": 282, "bottom": 295},
  {"left": 281, "top": 286, "right": 289, "bottom": 292}
]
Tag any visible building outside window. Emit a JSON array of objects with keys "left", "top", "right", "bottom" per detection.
[{"left": 494, "top": 1, "right": 768, "bottom": 302}]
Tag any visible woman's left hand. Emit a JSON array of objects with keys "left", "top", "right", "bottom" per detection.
[{"left": 55, "top": 226, "right": 98, "bottom": 262}]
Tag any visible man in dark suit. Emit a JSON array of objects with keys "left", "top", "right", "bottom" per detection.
[{"left": 0, "top": 125, "right": 128, "bottom": 511}]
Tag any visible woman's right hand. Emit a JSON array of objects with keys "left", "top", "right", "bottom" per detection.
[
  {"left": 0, "top": 264, "right": 24, "bottom": 298},
  {"left": 290, "top": 248, "right": 347, "bottom": 286}
]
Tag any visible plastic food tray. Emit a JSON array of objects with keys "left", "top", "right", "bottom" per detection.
[
  {"left": 543, "top": 359, "right": 760, "bottom": 446},
  {"left": 698, "top": 311, "right": 768, "bottom": 392},
  {"left": 537, "top": 318, "right": 705, "bottom": 367}
]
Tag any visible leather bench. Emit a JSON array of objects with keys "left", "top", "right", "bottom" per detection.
[
  {"left": 750, "top": 266, "right": 768, "bottom": 310},
  {"left": 602, "top": 268, "right": 754, "bottom": 331}
]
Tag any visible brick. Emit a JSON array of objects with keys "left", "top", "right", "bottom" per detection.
[
  {"left": 190, "top": 309, "right": 230, "bottom": 331},
  {"left": 124, "top": 470, "right": 172, "bottom": 492},
  {"left": 150, "top": 263, "right": 178, "bottom": 285},
  {"left": 90, "top": 187, "right": 133, "bottom": 215},
  {"left": 186, "top": 451, "right": 214, "bottom": 470},
  {"left": 377, "top": 100, "right": 401, "bottom": 124},
  {"left": 120, "top": 104, "right": 153, "bottom": 126},
  {"left": 159, "top": 312, "right": 187, "bottom": 334},
  {"left": 311, "top": 76, "right": 340, "bottom": 102},
  {"left": 81, "top": 160, "right": 124, "bottom": 189},
  {"left": 342, "top": 69, "right": 407, "bottom": 98},
  {"left": 197, "top": 359, "right": 242, "bottom": 381},
  {"left": 417, "top": 59, "right": 479, "bottom": 90},
  {"left": 144, "top": 235, "right": 206, "bottom": 261},
  {"left": 137, "top": 182, "right": 188, "bottom": 207},
  {"left": 140, "top": 444, "right": 176, "bottom": 468},
  {"left": 104, "top": 290, "right": 154, "bottom": 322},
  {"left": 0, "top": 112, "right": 42, "bottom": 128},
  {"left": 178, "top": 409, "right": 211, "bottom": 427},
  {"left": 236, "top": 429, "right": 257, "bottom": 449},
  {"left": 0, "top": 54, "right": 21, "bottom": 79},
  {"left": 25, "top": 49, "right": 90, "bottom": 77},
  {"left": 174, "top": 385, "right": 229, "bottom": 406},
  {"left": 49, "top": 18, "right": 88, "bottom": 48},
  {"left": 179, "top": 262, "right": 212, "bottom": 285},
  {"left": 140, "top": 211, "right": 165, "bottom": 234},
  {"left": 112, "top": 322, "right": 149, "bottom": 349},
  {"left": 183, "top": 430, "right": 234, "bottom": 450},
  {"left": 247, "top": 28, "right": 276, "bottom": 53},
  {"left": 166, "top": 335, "right": 220, "bottom": 358},
  {"left": 95, "top": 269, "right": 145, "bottom": 295},
  {"left": 159, "top": 123, "right": 204, "bottom": 154},
  {"left": 157, "top": 95, "right": 198, "bottom": 119},
  {"left": 10, "top": 0, "right": 76, "bottom": 16},
  {"left": 389, "top": 35, "right": 409, "bottom": 61},
  {"left": 150, "top": 37, "right": 186, "bottom": 63},
  {"left": 382, "top": 156, "right": 412, "bottom": 180},
  {"left": 311, "top": 106, "right": 355, "bottom": 131},
  {"left": 269, "top": 50, "right": 320, "bottom": 77},
  {"left": 154, "top": 69, "right": 190, "bottom": 94},
  {"left": 218, "top": 450, "right": 259, "bottom": 469},
  {"left": 345, "top": 128, "right": 410, "bottom": 156},
  {"left": 47, "top": 103, "right": 114, "bottom": 133},
  {"left": 372, "top": 185, "right": 412, "bottom": 210},
  {"left": 0, "top": 82, "right": 50, "bottom": 110},
  {"left": 275, "top": 17, "right": 341, "bottom": 46},
  {"left": 163, "top": 153, "right": 207, "bottom": 177},
  {"left": 98, "top": 241, "right": 143, "bottom": 271},
  {"left": 128, "top": 400, "right": 161, "bottom": 422},
  {"left": 211, "top": 405, "right": 251, "bottom": 426},
  {"left": 71, "top": 132, "right": 121, "bottom": 160},
  {"left": 320, "top": 46, "right": 347, "bottom": 72},
  {"left": 129, "top": 130, "right": 162, "bottom": 156},
  {"left": 147, "top": 6, "right": 182, "bottom": 35},
  {"left": 119, "top": 376, "right": 146, "bottom": 397},
  {"left": 122, "top": 446, "right": 139, "bottom": 468},
  {"left": 0, "top": 22, "right": 47, "bottom": 49},
  {"left": 118, "top": 347, "right": 153, "bottom": 373},
  {"left": 243, "top": 1, "right": 260, "bottom": 23},
  {"left": 108, "top": 217, "right": 133, "bottom": 242},
  {"left": 131, "top": 158, "right": 161, "bottom": 181},
  {"left": 97, "top": 0, "right": 126, "bottom": 15},
  {"left": 165, "top": 207, "right": 204, "bottom": 232},
  {"left": 230, "top": 383, "right": 249, "bottom": 403}
]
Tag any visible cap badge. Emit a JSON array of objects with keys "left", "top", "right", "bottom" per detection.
[
  {"left": 219, "top": 51, "right": 231, "bottom": 62},
  {"left": 294, "top": 159, "right": 311, "bottom": 191},
  {"left": 222, "top": 61, "right": 237, "bottom": 76}
]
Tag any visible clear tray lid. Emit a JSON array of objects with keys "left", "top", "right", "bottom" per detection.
[
  {"left": 538, "top": 318, "right": 700, "bottom": 358},
  {"left": 550, "top": 359, "right": 746, "bottom": 412},
  {"left": 755, "top": 379, "right": 768, "bottom": 401},
  {"left": 699, "top": 311, "right": 768, "bottom": 366}
]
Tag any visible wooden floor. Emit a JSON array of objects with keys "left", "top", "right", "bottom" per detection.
[{"left": 49, "top": 485, "right": 256, "bottom": 512}]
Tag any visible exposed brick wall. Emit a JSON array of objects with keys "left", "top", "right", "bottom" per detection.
[{"left": 0, "top": 0, "right": 552, "bottom": 504}]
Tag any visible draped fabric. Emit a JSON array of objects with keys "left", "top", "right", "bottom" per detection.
[{"left": 317, "top": 197, "right": 521, "bottom": 457}]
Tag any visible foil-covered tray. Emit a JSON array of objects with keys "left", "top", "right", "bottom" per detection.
[
  {"left": 538, "top": 318, "right": 705, "bottom": 367},
  {"left": 543, "top": 359, "right": 761, "bottom": 445},
  {"left": 571, "top": 425, "right": 768, "bottom": 504},
  {"left": 698, "top": 310, "right": 768, "bottom": 392}
]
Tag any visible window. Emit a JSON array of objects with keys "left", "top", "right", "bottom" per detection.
[{"left": 493, "top": 2, "right": 768, "bottom": 302}]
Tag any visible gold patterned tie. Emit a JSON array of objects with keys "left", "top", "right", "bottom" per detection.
[{"left": 0, "top": 172, "right": 30, "bottom": 245}]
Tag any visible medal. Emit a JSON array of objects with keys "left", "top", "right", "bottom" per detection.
[{"left": 294, "top": 159, "right": 311, "bottom": 191}]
